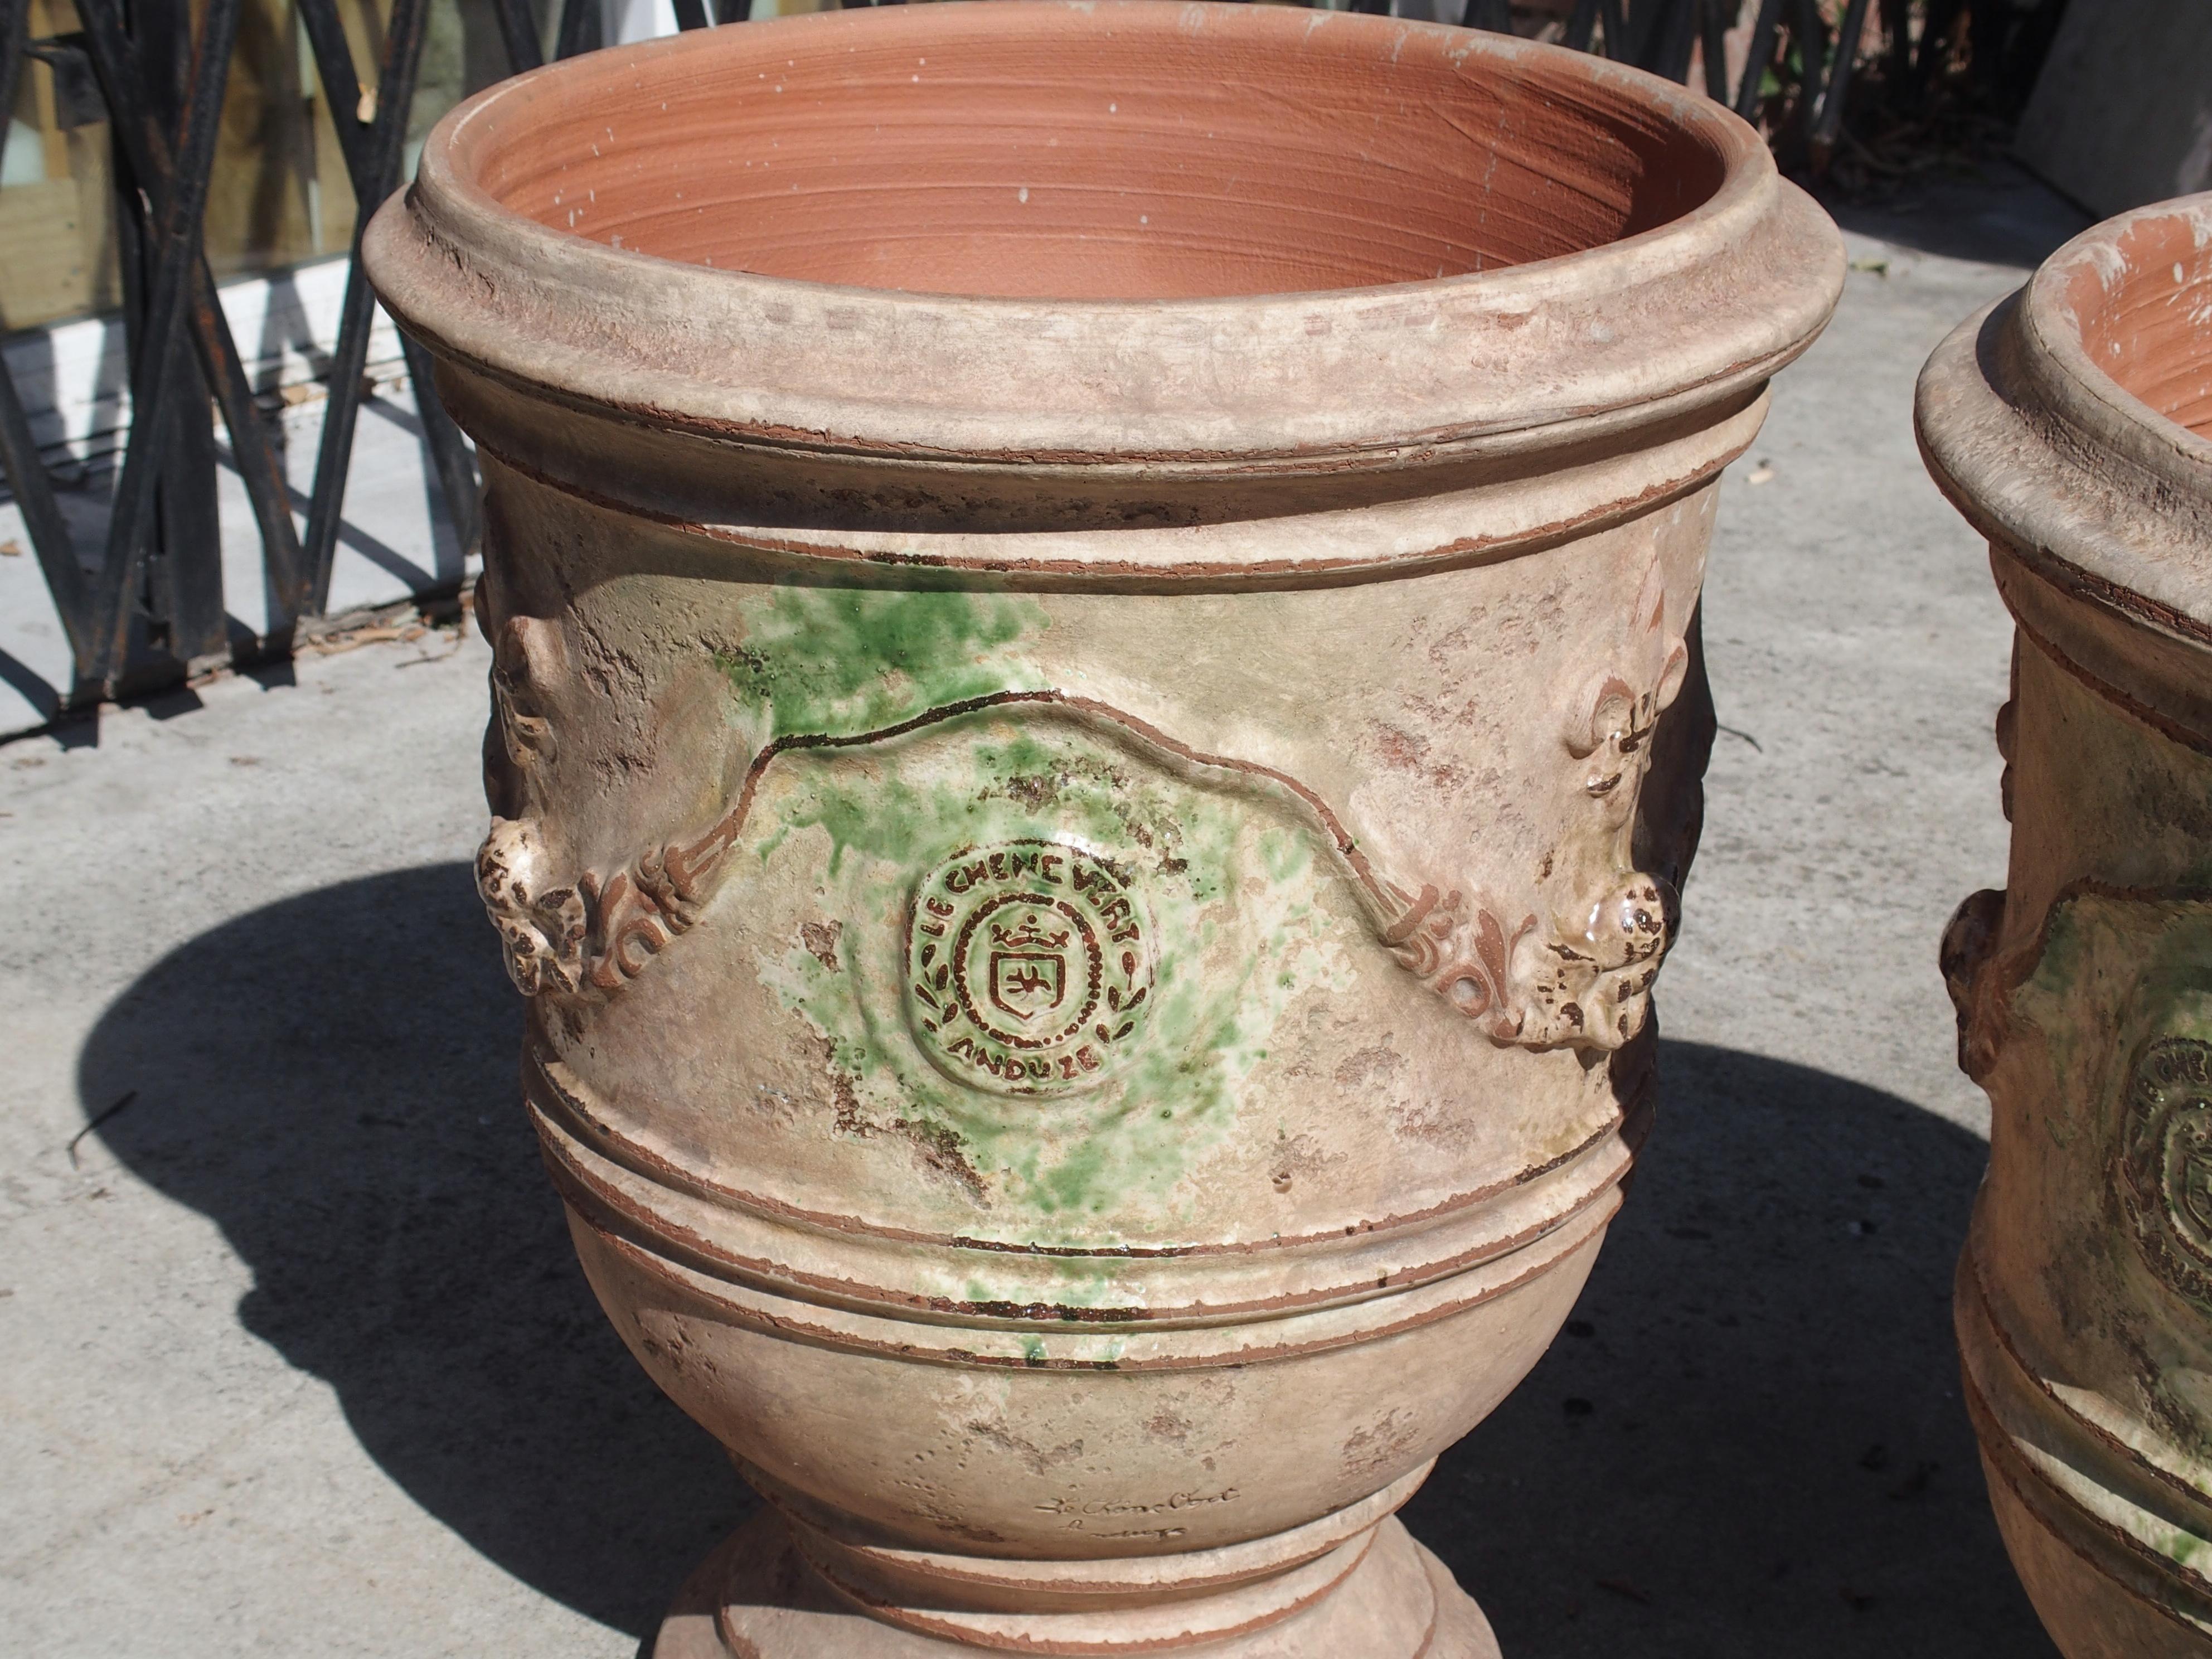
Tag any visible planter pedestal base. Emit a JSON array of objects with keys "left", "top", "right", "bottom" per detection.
[{"left": 654, "top": 1511, "right": 1498, "bottom": 1658}]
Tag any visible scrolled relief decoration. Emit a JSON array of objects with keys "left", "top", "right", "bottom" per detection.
[
  {"left": 478, "top": 734, "right": 1685, "bottom": 1055},
  {"left": 1542, "top": 559, "right": 1690, "bottom": 1047},
  {"left": 2118, "top": 1035, "right": 2212, "bottom": 1312},
  {"left": 1942, "top": 885, "right": 2012, "bottom": 1083},
  {"left": 1940, "top": 683, "right": 2022, "bottom": 1082},
  {"left": 1388, "top": 555, "right": 1690, "bottom": 1051},
  {"left": 1372, "top": 872, "right": 1671, "bottom": 1051},
  {"left": 479, "top": 817, "right": 588, "bottom": 996},
  {"left": 473, "top": 569, "right": 1695, "bottom": 1054},
  {"left": 476, "top": 603, "right": 591, "bottom": 996}
]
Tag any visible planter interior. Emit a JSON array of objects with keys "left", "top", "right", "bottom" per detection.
[
  {"left": 2058, "top": 209, "right": 2212, "bottom": 441},
  {"left": 460, "top": 8, "right": 1727, "bottom": 300}
]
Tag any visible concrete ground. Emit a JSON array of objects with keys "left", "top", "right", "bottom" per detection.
[{"left": 0, "top": 164, "right": 2093, "bottom": 1657}]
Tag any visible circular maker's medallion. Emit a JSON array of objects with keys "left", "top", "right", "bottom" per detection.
[
  {"left": 906, "top": 840, "right": 1154, "bottom": 1097},
  {"left": 2118, "top": 1035, "right": 2212, "bottom": 1308}
]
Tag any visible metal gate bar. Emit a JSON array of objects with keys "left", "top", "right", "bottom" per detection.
[
  {"left": 295, "top": 0, "right": 458, "bottom": 615},
  {"left": 76, "top": 0, "right": 308, "bottom": 661}
]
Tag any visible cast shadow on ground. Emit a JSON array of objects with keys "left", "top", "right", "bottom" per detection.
[
  {"left": 1408, "top": 1039, "right": 2058, "bottom": 1658},
  {"left": 1814, "top": 158, "right": 2091, "bottom": 272},
  {"left": 76, "top": 862, "right": 753, "bottom": 1642},
  {"left": 77, "top": 864, "right": 2055, "bottom": 1656}
]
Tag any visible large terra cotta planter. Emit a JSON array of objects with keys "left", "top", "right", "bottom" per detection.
[
  {"left": 1921, "top": 190, "right": 2212, "bottom": 1657},
  {"left": 364, "top": 6, "right": 1841, "bottom": 1652}
]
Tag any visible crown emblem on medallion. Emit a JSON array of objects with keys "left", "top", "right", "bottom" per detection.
[{"left": 989, "top": 914, "right": 1071, "bottom": 951}]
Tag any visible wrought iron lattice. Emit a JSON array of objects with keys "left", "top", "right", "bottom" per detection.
[{"left": 0, "top": 0, "right": 1957, "bottom": 709}]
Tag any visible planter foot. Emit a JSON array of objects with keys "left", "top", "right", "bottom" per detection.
[{"left": 654, "top": 1510, "right": 1499, "bottom": 1658}]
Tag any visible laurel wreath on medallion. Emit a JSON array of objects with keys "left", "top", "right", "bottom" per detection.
[{"left": 905, "top": 840, "right": 1154, "bottom": 1098}]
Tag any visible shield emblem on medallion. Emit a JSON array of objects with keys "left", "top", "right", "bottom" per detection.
[
  {"left": 990, "top": 950, "right": 1066, "bottom": 1024},
  {"left": 2175, "top": 1116, "right": 2212, "bottom": 1247}
]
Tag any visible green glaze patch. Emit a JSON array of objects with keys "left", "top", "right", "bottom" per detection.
[
  {"left": 715, "top": 587, "right": 1049, "bottom": 741},
  {"left": 2017, "top": 898, "right": 2212, "bottom": 1133},
  {"left": 2157, "top": 1526, "right": 2209, "bottom": 1572},
  {"left": 2020, "top": 904, "right": 2098, "bottom": 1152},
  {"left": 749, "top": 710, "right": 1354, "bottom": 1253},
  {"left": 2009, "top": 894, "right": 2212, "bottom": 1468}
]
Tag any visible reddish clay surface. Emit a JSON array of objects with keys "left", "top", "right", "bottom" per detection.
[
  {"left": 1921, "top": 191, "right": 2212, "bottom": 1659},
  {"left": 2061, "top": 216, "right": 2212, "bottom": 439},
  {"left": 459, "top": 2, "right": 1727, "bottom": 300}
]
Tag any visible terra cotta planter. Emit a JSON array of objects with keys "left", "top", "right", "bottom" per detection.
[
  {"left": 1921, "top": 189, "right": 2212, "bottom": 1657},
  {"left": 363, "top": 4, "right": 1842, "bottom": 1652}
]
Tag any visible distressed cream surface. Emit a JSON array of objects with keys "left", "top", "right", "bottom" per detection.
[{"left": 367, "top": 7, "right": 1842, "bottom": 1651}]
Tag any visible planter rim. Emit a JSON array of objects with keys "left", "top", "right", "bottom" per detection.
[
  {"left": 365, "top": 0, "right": 1841, "bottom": 469},
  {"left": 1916, "top": 191, "right": 2212, "bottom": 643}
]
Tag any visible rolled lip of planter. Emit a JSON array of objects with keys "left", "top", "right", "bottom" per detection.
[
  {"left": 1918, "top": 192, "right": 2212, "bottom": 728},
  {"left": 365, "top": 0, "right": 1840, "bottom": 522}
]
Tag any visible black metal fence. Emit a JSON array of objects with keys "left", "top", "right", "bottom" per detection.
[{"left": 0, "top": 0, "right": 2053, "bottom": 712}]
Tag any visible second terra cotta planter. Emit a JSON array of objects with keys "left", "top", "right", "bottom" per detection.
[
  {"left": 363, "top": 5, "right": 1842, "bottom": 1653},
  {"left": 1922, "top": 190, "right": 2212, "bottom": 1658}
]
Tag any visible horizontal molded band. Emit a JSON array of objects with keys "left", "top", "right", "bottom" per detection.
[{"left": 530, "top": 1044, "right": 1642, "bottom": 1333}]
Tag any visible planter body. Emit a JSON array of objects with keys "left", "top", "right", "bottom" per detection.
[
  {"left": 1920, "top": 191, "right": 2212, "bottom": 1657},
  {"left": 365, "top": 6, "right": 1841, "bottom": 1652}
]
